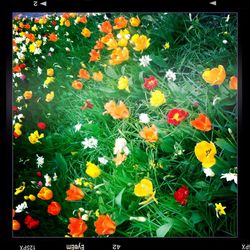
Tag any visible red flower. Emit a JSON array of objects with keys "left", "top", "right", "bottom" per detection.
[
  {"left": 19, "top": 63, "right": 26, "bottom": 69},
  {"left": 47, "top": 201, "right": 61, "bottom": 216},
  {"left": 166, "top": 108, "right": 189, "bottom": 126},
  {"left": 174, "top": 185, "right": 189, "bottom": 206},
  {"left": 24, "top": 215, "right": 40, "bottom": 229},
  {"left": 143, "top": 76, "right": 158, "bottom": 90},
  {"left": 51, "top": 21, "right": 57, "bottom": 26},
  {"left": 38, "top": 122, "right": 46, "bottom": 130},
  {"left": 36, "top": 171, "right": 42, "bottom": 177},
  {"left": 81, "top": 100, "right": 94, "bottom": 110},
  {"left": 12, "top": 106, "right": 18, "bottom": 112}
]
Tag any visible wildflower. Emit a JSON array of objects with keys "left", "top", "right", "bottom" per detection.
[
  {"left": 163, "top": 42, "right": 170, "bottom": 49},
  {"left": 23, "top": 91, "right": 32, "bottom": 100},
  {"left": 165, "top": 69, "right": 176, "bottom": 81},
  {"left": 229, "top": 76, "right": 238, "bottom": 90},
  {"left": 28, "top": 130, "right": 44, "bottom": 144},
  {"left": 37, "top": 122, "right": 46, "bottom": 130},
  {"left": 139, "top": 113, "right": 150, "bottom": 124},
  {"left": 144, "top": 76, "right": 158, "bottom": 90},
  {"left": 99, "top": 20, "right": 112, "bottom": 33},
  {"left": 66, "top": 184, "right": 84, "bottom": 201},
  {"left": 68, "top": 217, "right": 88, "bottom": 237},
  {"left": 194, "top": 141, "right": 217, "bottom": 168},
  {"left": 24, "top": 215, "right": 40, "bottom": 229},
  {"left": 118, "top": 76, "right": 129, "bottom": 91},
  {"left": 139, "top": 55, "right": 152, "bottom": 67},
  {"left": 131, "top": 34, "right": 150, "bottom": 52},
  {"left": 89, "top": 49, "right": 100, "bottom": 62},
  {"left": 15, "top": 201, "right": 28, "bottom": 213},
  {"left": 98, "top": 157, "right": 108, "bottom": 165},
  {"left": 86, "top": 162, "right": 101, "bottom": 178},
  {"left": 74, "top": 122, "right": 82, "bottom": 132},
  {"left": 14, "top": 181, "right": 26, "bottom": 195},
  {"left": 47, "top": 201, "right": 61, "bottom": 216},
  {"left": 190, "top": 114, "right": 212, "bottom": 132},
  {"left": 81, "top": 136, "right": 98, "bottom": 149},
  {"left": 215, "top": 203, "right": 226, "bottom": 218},
  {"left": 78, "top": 69, "right": 90, "bottom": 80},
  {"left": 203, "top": 168, "right": 215, "bottom": 177},
  {"left": 166, "top": 108, "right": 189, "bottom": 126},
  {"left": 92, "top": 71, "right": 103, "bottom": 81},
  {"left": 81, "top": 27, "right": 91, "bottom": 38},
  {"left": 47, "top": 68, "right": 54, "bottom": 77},
  {"left": 174, "top": 185, "right": 189, "bottom": 206},
  {"left": 45, "top": 91, "right": 55, "bottom": 102},
  {"left": 104, "top": 100, "right": 130, "bottom": 119},
  {"left": 37, "top": 187, "right": 53, "bottom": 200},
  {"left": 13, "top": 220, "right": 21, "bottom": 231},
  {"left": 113, "top": 16, "right": 128, "bottom": 29},
  {"left": 48, "top": 33, "right": 58, "bottom": 42},
  {"left": 36, "top": 154, "right": 44, "bottom": 168},
  {"left": 44, "top": 173, "right": 51, "bottom": 187},
  {"left": 109, "top": 47, "right": 129, "bottom": 65},
  {"left": 94, "top": 215, "right": 116, "bottom": 235},
  {"left": 150, "top": 90, "right": 166, "bottom": 107},
  {"left": 202, "top": 65, "right": 226, "bottom": 85},
  {"left": 72, "top": 80, "right": 83, "bottom": 90},
  {"left": 139, "top": 124, "right": 158, "bottom": 143},
  {"left": 221, "top": 173, "right": 237, "bottom": 184},
  {"left": 129, "top": 16, "right": 140, "bottom": 27}
]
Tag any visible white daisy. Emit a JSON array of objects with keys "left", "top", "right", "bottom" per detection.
[
  {"left": 139, "top": 55, "right": 152, "bottom": 67},
  {"left": 81, "top": 136, "right": 98, "bottom": 149},
  {"left": 165, "top": 69, "right": 176, "bottom": 82},
  {"left": 36, "top": 154, "right": 44, "bottom": 168},
  {"left": 139, "top": 113, "right": 150, "bottom": 124}
]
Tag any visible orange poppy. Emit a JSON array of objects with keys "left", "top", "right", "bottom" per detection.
[
  {"left": 72, "top": 80, "right": 83, "bottom": 90},
  {"left": 94, "top": 40, "right": 104, "bottom": 50},
  {"left": 202, "top": 65, "right": 226, "bottom": 85},
  {"left": 190, "top": 114, "right": 212, "bottom": 132},
  {"left": 78, "top": 69, "right": 90, "bottom": 80},
  {"left": 104, "top": 100, "right": 130, "bottom": 119},
  {"left": 68, "top": 217, "right": 88, "bottom": 237},
  {"left": 100, "top": 20, "right": 113, "bottom": 33},
  {"left": 47, "top": 201, "right": 61, "bottom": 216},
  {"left": 113, "top": 153, "right": 127, "bottom": 166},
  {"left": 89, "top": 49, "right": 100, "bottom": 62},
  {"left": 94, "top": 215, "right": 116, "bottom": 235},
  {"left": 229, "top": 76, "right": 238, "bottom": 90},
  {"left": 139, "top": 125, "right": 158, "bottom": 143},
  {"left": 37, "top": 187, "right": 53, "bottom": 200},
  {"left": 23, "top": 91, "right": 33, "bottom": 100},
  {"left": 109, "top": 47, "right": 129, "bottom": 65},
  {"left": 92, "top": 71, "right": 103, "bottom": 81},
  {"left": 65, "top": 184, "right": 84, "bottom": 201},
  {"left": 113, "top": 16, "right": 128, "bottom": 29},
  {"left": 13, "top": 220, "right": 21, "bottom": 231},
  {"left": 48, "top": 33, "right": 58, "bottom": 42}
]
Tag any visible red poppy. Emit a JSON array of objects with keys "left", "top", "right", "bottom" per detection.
[
  {"left": 174, "top": 185, "right": 189, "bottom": 206},
  {"left": 24, "top": 215, "right": 40, "bottom": 229},
  {"left": 38, "top": 122, "right": 46, "bottom": 130},
  {"left": 143, "top": 76, "right": 158, "bottom": 90},
  {"left": 47, "top": 201, "right": 61, "bottom": 216},
  {"left": 166, "top": 108, "right": 189, "bottom": 126}
]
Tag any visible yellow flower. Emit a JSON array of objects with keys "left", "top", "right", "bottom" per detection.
[
  {"left": 85, "top": 162, "right": 101, "bottom": 178},
  {"left": 31, "top": 25, "right": 38, "bottom": 32},
  {"left": 194, "top": 141, "right": 217, "bottom": 168},
  {"left": 44, "top": 77, "right": 55, "bottom": 86},
  {"left": 24, "top": 194, "right": 36, "bottom": 201},
  {"left": 45, "top": 91, "right": 54, "bottom": 102},
  {"left": 129, "top": 16, "right": 140, "bottom": 27},
  {"left": 14, "top": 182, "right": 25, "bottom": 195},
  {"left": 38, "top": 18, "right": 46, "bottom": 25},
  {"left": 131, "top": 34, "right": 150, "bottom": 52},
  {"left": 118, "top": 76, "right": 129, "bottom": 92},
  {"left": 47, "top": 68, "right": 54, "bottom": 77},
  {"left": 117, "top": 29, "right": 130, "bottom": 47},
  {"left": 202, "top": 65, "right": 226, "bottom": 85},
  {"left": 36, "top": 40, "right": 42, "bottom": 47},
  {"left": 74, "top": 178, "right": 84, "bottom": 186},
  {"left": 150, "top": 90, "right": 166, "bottom": 107},
  {"left": 81, "top": 28, "right": 91, "bottom": 38},
  {"left": 106, "top": 37, "right": 118, "bottom": 50},
  {"left": 215, "top": 203, "right": 226, "bottom": 218},
  {"left": 163, "top": 42, "right": 170, "bottom": 49},
  {"left": 29, "top": 43, "right": 36, "bottom": 53},
  {"left": 109, "top": 47, "right": 129, "bottom": 65},
  {"left": 28, "top": 130, "right": 44, "bottom": 144},
  {"left": 95, "top": 209, "right": 100, "bottom": 217},
  {"left": 83, "top": 181, "right": 93, "bottom": 189}
]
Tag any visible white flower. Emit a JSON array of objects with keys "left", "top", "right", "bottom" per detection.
[
  {"left": 42, "top": 36, "right": 47, "bottom": 43},
  {"left": 17, "top": 52, "right": 25, "bottom": 60},
  {"left": 36, "top": 154, "right": 44, "bottom": 168},
  {"left": 212, "top": 95, "right": 221, "bottom": 105},
  {"left": 98, "top": 157, "right": 108, "bottom": 165},
  {"left": 221, "top": 173, "right": 237, "bottom": 184},
  {"left": 49, "top": 47, "right": 55, "bottom": 52},
  {"left": 139, "top": 113, "right": 150, "bottom": 124},
  {"left": 165, "top": 69, "right": 176, "bottom": 82},
  {"left": 55, "top": 16, "right": 59, "bottom": 21},
  {"left": 139, "top": 55, "right": 152, "bottom": 67},
  {"left": 53, "top": 172, "right": 58, "bottom": 181},
  {"left": 81, "top": 214, "right": 89, "bottom": 221},
  {"left": 44, "top": 173, "right": 52, "bottom": 187},
  {"left": 37, "top": 66, "right": 42, "bottom": 75},
  {"left": 14, "top": 58, "right": 19, "bottom": 64},
  {"left": 103, "top": 14, "right": 109, "bottom": 20},
  {"left": 81, "top": 136, "right": 98, "bottom": 149},
  {"left": 65, "top": 32, "right": 69, "bottom": 36},
  {"left": 34, "top": 48, "right": 42, "bottom": 55},
  {"left": 129, "top": 216, "right": 147, "bottom": 222},
  {"left": 223, "top": 39, "right": 228, "bottom": 44},
  {"left": 225, "top": 14, "right": 230, "bottom": 22},
  {"left": 113, "top": 138, "right": 130, "bottom": 155},
  {"left": 15, "top": 201, "right": 28, "bottom": 213},
  {"left": 65, "top": 47, "right": 70, "bottom": 52},
  {"left": 14, "top": 113, "right": 25, "bottom": 122},
  {"left": 20, "top": 44, "right": 27, "bottom": 53},
  {"left": 203, "top": 168, "right": 215, "bottom": 177},
  {"left": 16, "top": 96, "right": 23, "bottom": 102},
  {"left": 74, "top": 122, "right": 82, "bottom": 132},
  {"left": 38, "top": 34, "right": 42, "bottom": 39},
  {"left": 55, "top": 25, "right": 59, "bottom": 30}
]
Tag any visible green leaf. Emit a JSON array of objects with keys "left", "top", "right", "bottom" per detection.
[
  {"left": 98, "top": 196, "right": 107, "bottom": 214},
  {"left": 105, "top": 66, "right": 118, "bottom": 79},
  {"left": 215, "top": 138, "right": 236, "bottom": 154},
  {"left": 230, "top": 183, "right": 237, "bottom": 193},
  {"left": 160, "top": 136, "right": 175, "bottom": 153},
  {"left": 55, "top": 153, "right": 67, "bottom": 170},
  {"left": 115, "top": 188, "right": 126, "bottom": 208},
  {"left": 151, "top": 55, "right": 168, "bottom": 68},
  {"left": 156, "top": 219, "right": 173, "bottom": 237},
  {"left": 190, "top": 211, "right": 203, "bottom": 224},
  {"left": 195, "top": 191, "right": 211, "bottom": 202},
  {"left": 193, "top": 181, "right": 209, "bottom": 189}
]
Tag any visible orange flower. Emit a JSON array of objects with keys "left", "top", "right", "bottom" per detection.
[
  {"left": 63, "top": 13, "right": 70, "bottom": 19},
  {"left": 23, "top": 91, "right": 32, "bottom": 100},
  {"left": 113, "top": 16, "right": 128, "bottom": 29},
  {"left": 72, "top": 80, "right": 83, "bottom": 90},
  {"left": 81, "top": 27, "right": 91, "bottom": 38},
  {"left": 94, "top": 215, "right": 116, "bottom": 235},
  {"left": 13, "top": 65, "right": 21, "bottom": 73},
  {"left": 139, "top": 124, "right": 158, "bottom": 142},
  {"left": 101, "top": 33, "right": 113, "bottom": 43},
  {"left": 37, "top": 187, "right": 53, "bottom": 200},
  {"left": 94, "top": 40, "right": 104, "bottom": 50},
  {"left": 129, "top": 16, "right": 141, "bottom": 27},
  {"left": 78, "top": 69, "right": 90, "bottom": 80},
  {"left": 113, "top": 153, "right": 127, "bottom": 166},
  {"left": 92, "top": 71, "right": 103, "bottom": 81},
  {"left": 45, "top": 91, "right": 54, "bottom": 102},
  {"left": 48, "top": 33, "right": 58, "bottom": 42},
  {"left": 109, "top": 47, "right": 129, "bottom": 65},
  {"left": 202, "top": 65, "right": 226, "bottom": 85},
  {"left": 65, "top": 20, "right": 71, "bottom": 27},
  {"left": 66, "top": 184, "right": 84, "bottom": 201},
  {"left": 68, "top": 217, "right": 88, "bottom": 237},
  {"left": 104, "top": 100, "right": 130, "bottom": 119},
  {"left": 25, "top": 33, "right": 36, "bottom": 42},
  {"left": 89, "top": 49, "right": 100, "bottom": 62},
  {"left": 100, "top": 21, "right": 113, "bottom": 33},
  {"left": 229, "top": 76, "right": 238, "bottom": 90},
  {"left": 78, "top": 16, "right": 87, "bottom": 24},
  {"left": 47, "top": 201, "right": 61, "bottom": 216},
  {"left": 190, "top": 114, "right": 212, "bottom": 132},
  {"left": 13, "top": 220, "right": 21, "bottom": 231}
]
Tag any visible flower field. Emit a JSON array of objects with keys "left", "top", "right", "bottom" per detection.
[{"left": 12, "top": 12, "right": 237, "bottom": 237}]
